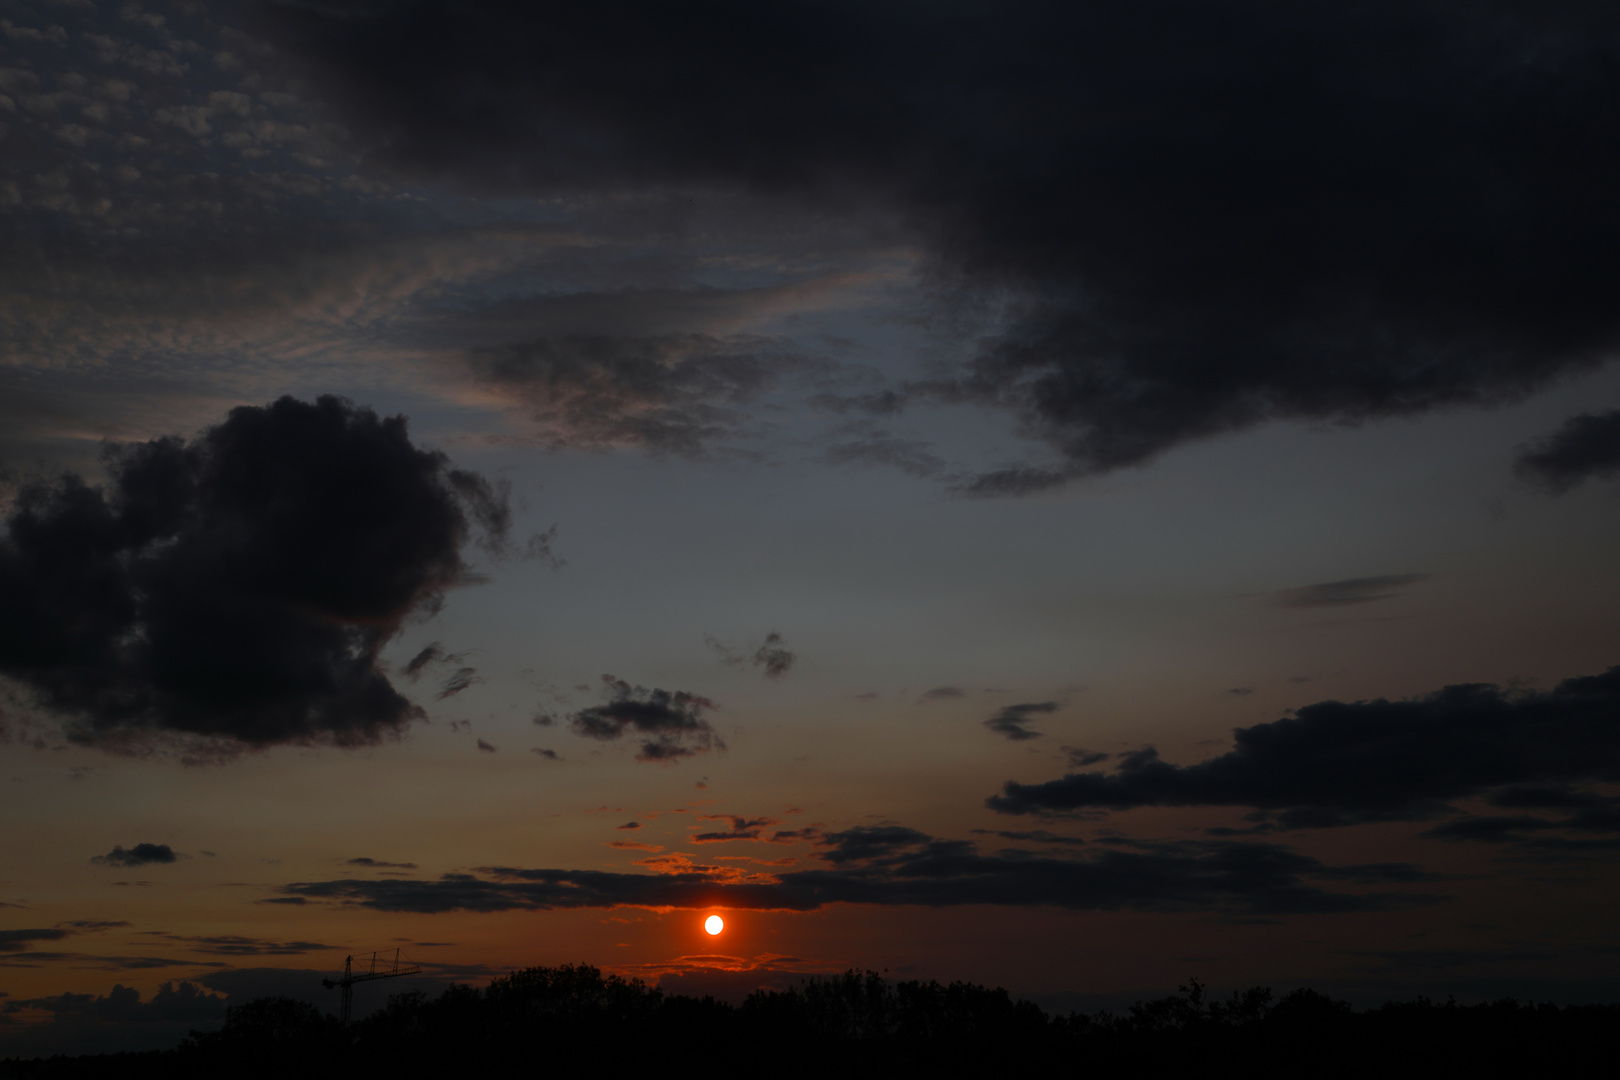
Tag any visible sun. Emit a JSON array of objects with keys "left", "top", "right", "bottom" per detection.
[{"left": 704, "top": 914, "right": 724, "bottom": 936}]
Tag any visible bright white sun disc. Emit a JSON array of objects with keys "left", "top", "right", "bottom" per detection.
[{"left": 704, "top": 915, "right": 724, "bottom": 935}]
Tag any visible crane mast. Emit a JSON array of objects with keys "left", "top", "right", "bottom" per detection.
[{"left": 321, "top": 949, "right": 422, "bottom": 1025}]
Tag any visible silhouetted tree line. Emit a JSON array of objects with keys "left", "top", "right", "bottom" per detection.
[{"left": 3, "top": 966, "right": 1615, "bottom": 1079}]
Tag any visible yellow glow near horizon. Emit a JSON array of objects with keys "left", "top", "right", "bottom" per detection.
[{"left": 704, "top": 914, "right": 724, "bottom": 936}]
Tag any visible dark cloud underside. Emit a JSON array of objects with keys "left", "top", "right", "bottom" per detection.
[{"left": 261, "top": 0, "right": 1620, "bottom": 482}]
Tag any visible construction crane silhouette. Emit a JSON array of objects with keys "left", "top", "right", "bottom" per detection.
[{"left": 322, "top": 949, "right": 421, "bottom": 1025}]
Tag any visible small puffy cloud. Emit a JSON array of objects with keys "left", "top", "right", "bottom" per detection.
[
  {"left": 91, "top": 844, "right": 176, "bottom": 868},
  {"left": 1516, "top": 411, "right": 1620, "bottom": 493},
  {"left": 751, "top": 632, "right": 795, "bottom": 680},
  {"left": 567, "top": 675, "right": 722, "bottom": 763},
  {"left": 984, "top": 701, "right": 1058, "bottom": 741}
]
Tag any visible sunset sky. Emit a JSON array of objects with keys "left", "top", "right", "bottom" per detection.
[{"left": 4, "top": 0, "right": 1620, "bottom": 1055}]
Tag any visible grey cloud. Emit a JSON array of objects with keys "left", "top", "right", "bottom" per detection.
[
  {"left": 258, "top": 1, "right": 1620, "bottom": 484},
  {"left": 1516, "top": 411, "right": 1620, "bottom": 492},
  {"left": 0, "top": 396, "right": 517, "bottom": 754},
  {"left": 985, "top": 701, "right": 1059, "bottom": 741},
  {"left": 567, "top": 674, "right": 722, "bottom": 763},
  {"left": 2, "top": 981, "right": 225, "bottom": 1023},
  {"left": 466, "top": 334, "right": 804, "bottom": 456},
  {"left": 346, "top": 857, "right": 418, "bottom": 869},
  {"left": 972, "top": 829, "right": 1087, "bottom": 847},
  {"left": 403, "top": 643, "right": 456, "bottom": 680},
  {"left": 818, "top": 427, "right": 946, "bottom": 480},
  {"left": 810, "top": 390, "right": 907, "bottom": 417},
  {"left": 919, "top": 687, "right": 966, "bottom": 702},
  {"left": 1270, "top": 575, "right": 1431, "bottom": 609},
  {"left": 91, "top": 843, "right": 176, "bottom": 867},
  {"left": 146, "top": 934, "right": 333, "bottom": 957},
  {"left": 436, "top": 667, "right": 480, "bottom": 700},
  {"left": 691, "top": 815, "right": 780, "bottom": 844},
  {"left": 278, "top": 830, "right": 1434, "bottom": 918},
  {"left": 752, "top": 632, "right": 795, "bottom": 680},
  {"left": 705, "top": 636, "right": 745, "bottom": 666},
  {"left": 0, "top": 928, "right": 68, "bottom": 953},
  {"left": 988, "top": 666, "right": 1620, "bottom": 833}
]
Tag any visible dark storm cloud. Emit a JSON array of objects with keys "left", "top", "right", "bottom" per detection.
[
  {"left": 1270, "top": 575, "right": 1431, "bottom": 609},
  {"left": 752, "top": 632, "right": 796, "bottom": 680},
  {"left": 465, "top": 334, "right": 803, "bottom": 456},
  {"left": 90, "top": 844, "right": 176, "bottom": 867},
  {"left": 1515, "top": 411, "right": 1620, "bottom": 492},
  {"left": 259, "top": 0, "right": 1620, "bottom": 481},
  {"left": 985, "top": 701, "right": 1059, "bottom": 741},
  {"left": 278, "top": 830, "right": 1434, "bottom": 918},
  {"left": 567, "top": 675, "right": 722, "bottom": 763},
  {"left": 988, "top": 666, "right": 1620, "bottom": 831},
  {"left": 0, "top": 395, "right": 519, "bottom": 753}
]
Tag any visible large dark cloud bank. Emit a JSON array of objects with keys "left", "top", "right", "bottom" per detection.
[
  {"left": 257, "top": 0, "right": 1620, "bottom": 486},
  {"left": 0, "top": 395, "right": 514, "bottom": 754}
]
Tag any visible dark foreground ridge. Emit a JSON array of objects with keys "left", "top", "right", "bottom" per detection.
[{"left": 3, "top": 965, "right": 1614, "bottom": 1079}]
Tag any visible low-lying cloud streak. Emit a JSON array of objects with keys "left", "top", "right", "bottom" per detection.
[
  {"left": 279, "top": 825, "right": 1434, "bottom": 918},
  {"left": 988, "top": 666, "right": 1620, "bottom": 831}
]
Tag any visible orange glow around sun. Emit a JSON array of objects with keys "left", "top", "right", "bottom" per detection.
[{"left": 704, "top": 914, "right": 724, "bottom": 936}]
